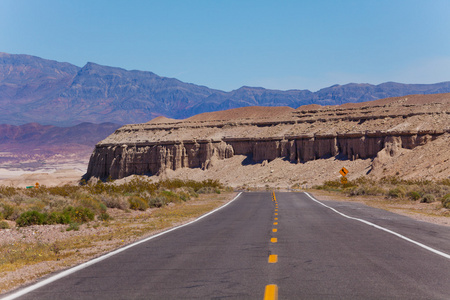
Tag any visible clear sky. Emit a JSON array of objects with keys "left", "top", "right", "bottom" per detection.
[{"left": 1, "top": 0, "right": 450, "bottom": 92}]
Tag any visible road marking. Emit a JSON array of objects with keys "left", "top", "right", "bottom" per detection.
[
  {"left": 274, "top": 213, "right": 278, "bottom": 215},
  {"left": 1, "top": 193, "right": 244, "bottom": 300},
  {"left": 304, "top": 192, "right": 450, "bottom": 260},
  {"left": 271, "top": 237, "right": 277, "bottom": 243},
  {"left": 268, "top": 254, "right": 278, "bottom": 263},
  {"left": 272, "top": 228, "right": 277, "bottom": 232},
  {"left": 274, "top": 217, "right": 278, "bottom": 220},
  {"left": 264, "top": 284, "right": 278, "bottom": 300},
  {"left": 275, "top": 209, "right": 278, "bottom": 211},
  {"left": 273, "top": 222, "right": 278, "bottom": 225}
]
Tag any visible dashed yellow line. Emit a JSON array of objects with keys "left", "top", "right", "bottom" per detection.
[
  {"left": 268, "top": 254, "right": 278, "bottom": 263},
  {"left": 264, "top": 284, "right": 278, "bottom": 300},
  {"left": 267, "top": 192, "right": 279, "bottom": 299}
]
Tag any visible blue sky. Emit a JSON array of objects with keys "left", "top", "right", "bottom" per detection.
[{"left": 1, "top": 0, "right": 450, "bottom": 91}]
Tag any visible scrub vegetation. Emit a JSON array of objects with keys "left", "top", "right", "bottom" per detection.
[
  {"left": 0, "top": 177, "right": 223, "bottom": 226},
  {"left": 313, "top": 176, "right": 450, "bottom": 209},
  {"left": 0, "top": 177, "right": 234, "bottom": 293}
]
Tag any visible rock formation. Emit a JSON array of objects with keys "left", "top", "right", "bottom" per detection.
[{"left": 85, "top": 93, "right": 450, "bottom": 180}]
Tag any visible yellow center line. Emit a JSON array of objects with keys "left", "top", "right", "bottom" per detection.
[
  {"left": 268, "top": 254, "right": 278, "bottom": 263},
  {"left": 272, "top": 228, "right": 277, "bottom": 232},
  {"left": 274, "top": 213, "right": 278, "bottom": 215},
  {"left": 275, "top": 209, "right": 278, "bottom": 211},
  {"left": 274, "top": 217, "right": 278, "bottom": 220},
  {"left": 271, "top": 237, "right": 277, "bottom": 243},
  {"left": 264, "top": 284, "right": 278, "bottom": 300},
  {"left": 273, "top": 222, "right": 278, "bottom": 225}
]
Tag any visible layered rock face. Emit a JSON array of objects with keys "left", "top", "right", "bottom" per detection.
[{"left": 85, "top": 94, "right": 450, "bottom": 179}]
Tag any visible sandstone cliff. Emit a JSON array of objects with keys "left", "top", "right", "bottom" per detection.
[{"left": 85, "top": 93, "right": 450, "bottom": 180}]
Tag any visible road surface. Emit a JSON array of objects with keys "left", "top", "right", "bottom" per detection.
[{"left": 4, "top": 192, "right": 450, "bottom": 299}]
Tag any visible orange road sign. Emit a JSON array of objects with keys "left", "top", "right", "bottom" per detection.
[
  {"left": 339, "top": 167, "right": 349, "bottom": 177},
  {"left": 341, "top": 176, "right": 348, "bottom": 184}
]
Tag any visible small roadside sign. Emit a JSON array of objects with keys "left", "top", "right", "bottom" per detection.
[
  {"left": 35, "top": 182, "right": 40, "bottom": 189},
  {"left": 339, "top": 167, "right": 349, "bottom": 177},
  {"left": 341, "top": 176, "right": 348, "bottom": 184}
]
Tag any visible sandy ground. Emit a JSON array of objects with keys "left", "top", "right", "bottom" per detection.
[
  {"left": 155, "top": 155, "right": 373, "bottom": 188},
  {"left": 0, "top": 164, "right": 86, "bottom": 188}
]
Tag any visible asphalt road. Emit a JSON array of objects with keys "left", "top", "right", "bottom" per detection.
[{"left": 5, "top": 192, "right": 450, "bottom": 299}]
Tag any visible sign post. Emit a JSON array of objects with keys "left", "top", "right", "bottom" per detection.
[
  {"left": 339, "top": 168, "right": 349, "bottom": 185},
  {"left": 339, "top": 167, "right": 349, "bottom": 177}
]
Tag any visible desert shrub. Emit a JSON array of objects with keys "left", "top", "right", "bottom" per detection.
[
  {"left": 62, "top": 206, "right": 95, "bottom": 223},
  {"left": 2, "top": 204, "right": 20, "bottom": 221},
  {"left": 182, "top": 187, "right": 198, "bottom": 198},
  {"left": 77, "top": 195, "right": 103, "bottom": 213},
  {"left": 10, "top": 194, "right": 28, "bottom": 205},
  {"left": 314, "top": 179, "right": 353, "bottom": 191},
  {"left": 177, "top": 191, "right": 191, "bottom": 202},
  {"left": 439, "top": 179, "right": 450, "bottom": 186},
  {"left": 407, "top": 191, "right": 422, "bottom": 201},
  {"left": 46, "top": 212, "right": 65, "bottom": 225},
  {"left": 0, "top": 220, "right": 9, "bottom": 229},
  {"left": 116, "top": 178, "right": 157, "bottom": 195},
  {"left": 27, "top": 198, "right": 47, "bottom": 212},
  {"left": 0, "top": 211, "right": 3, "bottom": 220},
  {"left": 349, "top": 185, "right": 384, "bottom": 196},
  {"left": 99, "top": 194, "right": 128, "bottom": 210},
  {"left": 388, "top": 187, "right": 406, "bottom": 198},
  {"left": 45, "top": 194, "right": 72, "bottom": 211},
  {"left": 16, "top": 210, "right": 46, "bottom": 227},
  {"left": 160, "top": 179, "right": 223, "bottom": 192},
  {"left": 197, "top": 187, "right": 216, "bottom": 194},
  {"left": 66, "top": 222, "right": 80, "bottom": 231},
  {"left": 420, "top": 194, "right": 436, "bottom": 203},
  {"left": 441, "top": 194, "right": 450, "bottom": 209},
  {"left": 128, "top": 196, "right": 149, "bottom": 211},
  {"left": 45, "top": 185, "right": 80, "bottom": 197},
  {"left": 148, "top": 196, "right": 166, "bottom": 208},
  {"left": 98, "top": 212, "right": 111, "bottom": 221},
  {"left": 159, "top": 190, "right": 182, "bottom": 203},
  {"left": 0, "top": 186, "right": 17, "bottom": 197}
]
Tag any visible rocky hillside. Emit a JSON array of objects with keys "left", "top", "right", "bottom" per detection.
[
  {"left": 85, "top": 93, "right": 450, "bottom": 186},
  {"left": 2, "top": 52, "right": 450, "bottom": 126}
]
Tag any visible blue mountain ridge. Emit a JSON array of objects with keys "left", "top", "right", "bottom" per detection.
[{"left": 1, "top": 52, "right": 450, "bottom": 126}]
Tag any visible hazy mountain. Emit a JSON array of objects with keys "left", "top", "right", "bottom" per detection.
[
  {"left": 0, "top": 122, "right": 121, "bottom": 147},
  {"left": 2, "top": 52, "right": 450, "bottom": 126}
]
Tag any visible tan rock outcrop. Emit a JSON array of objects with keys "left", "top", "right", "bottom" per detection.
[{"left": 85, "top": 94, "right": 450, "bottom": 180}]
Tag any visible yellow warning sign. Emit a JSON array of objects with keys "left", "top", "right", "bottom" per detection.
[
  {"left": 339, "top": 167, "right": 349, "bottom": 177},
  {"left": 341, "top": 176, "right": 348, "bottom": 184}
]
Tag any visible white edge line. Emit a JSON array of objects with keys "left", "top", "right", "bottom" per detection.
[
  {"left": 304, "top": 192, "right": 450, "bottom": 260},
  {"left": 1, "top": 192, "right": 243, "bottom": 300}
]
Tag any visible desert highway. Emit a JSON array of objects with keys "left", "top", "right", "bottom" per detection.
[{"left": 4, "top": 192, "right": 450, "bottom": 299}]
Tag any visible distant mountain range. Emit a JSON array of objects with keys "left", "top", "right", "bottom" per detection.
[
  {"left": 0, "top": 122, "right": 121, "bottom": 169},
  {"left": 0, "top": 122, "right": 121, "bottom": 148},
  {"left": 2, "top": 52, "right": 450, "bottom": 126}
]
